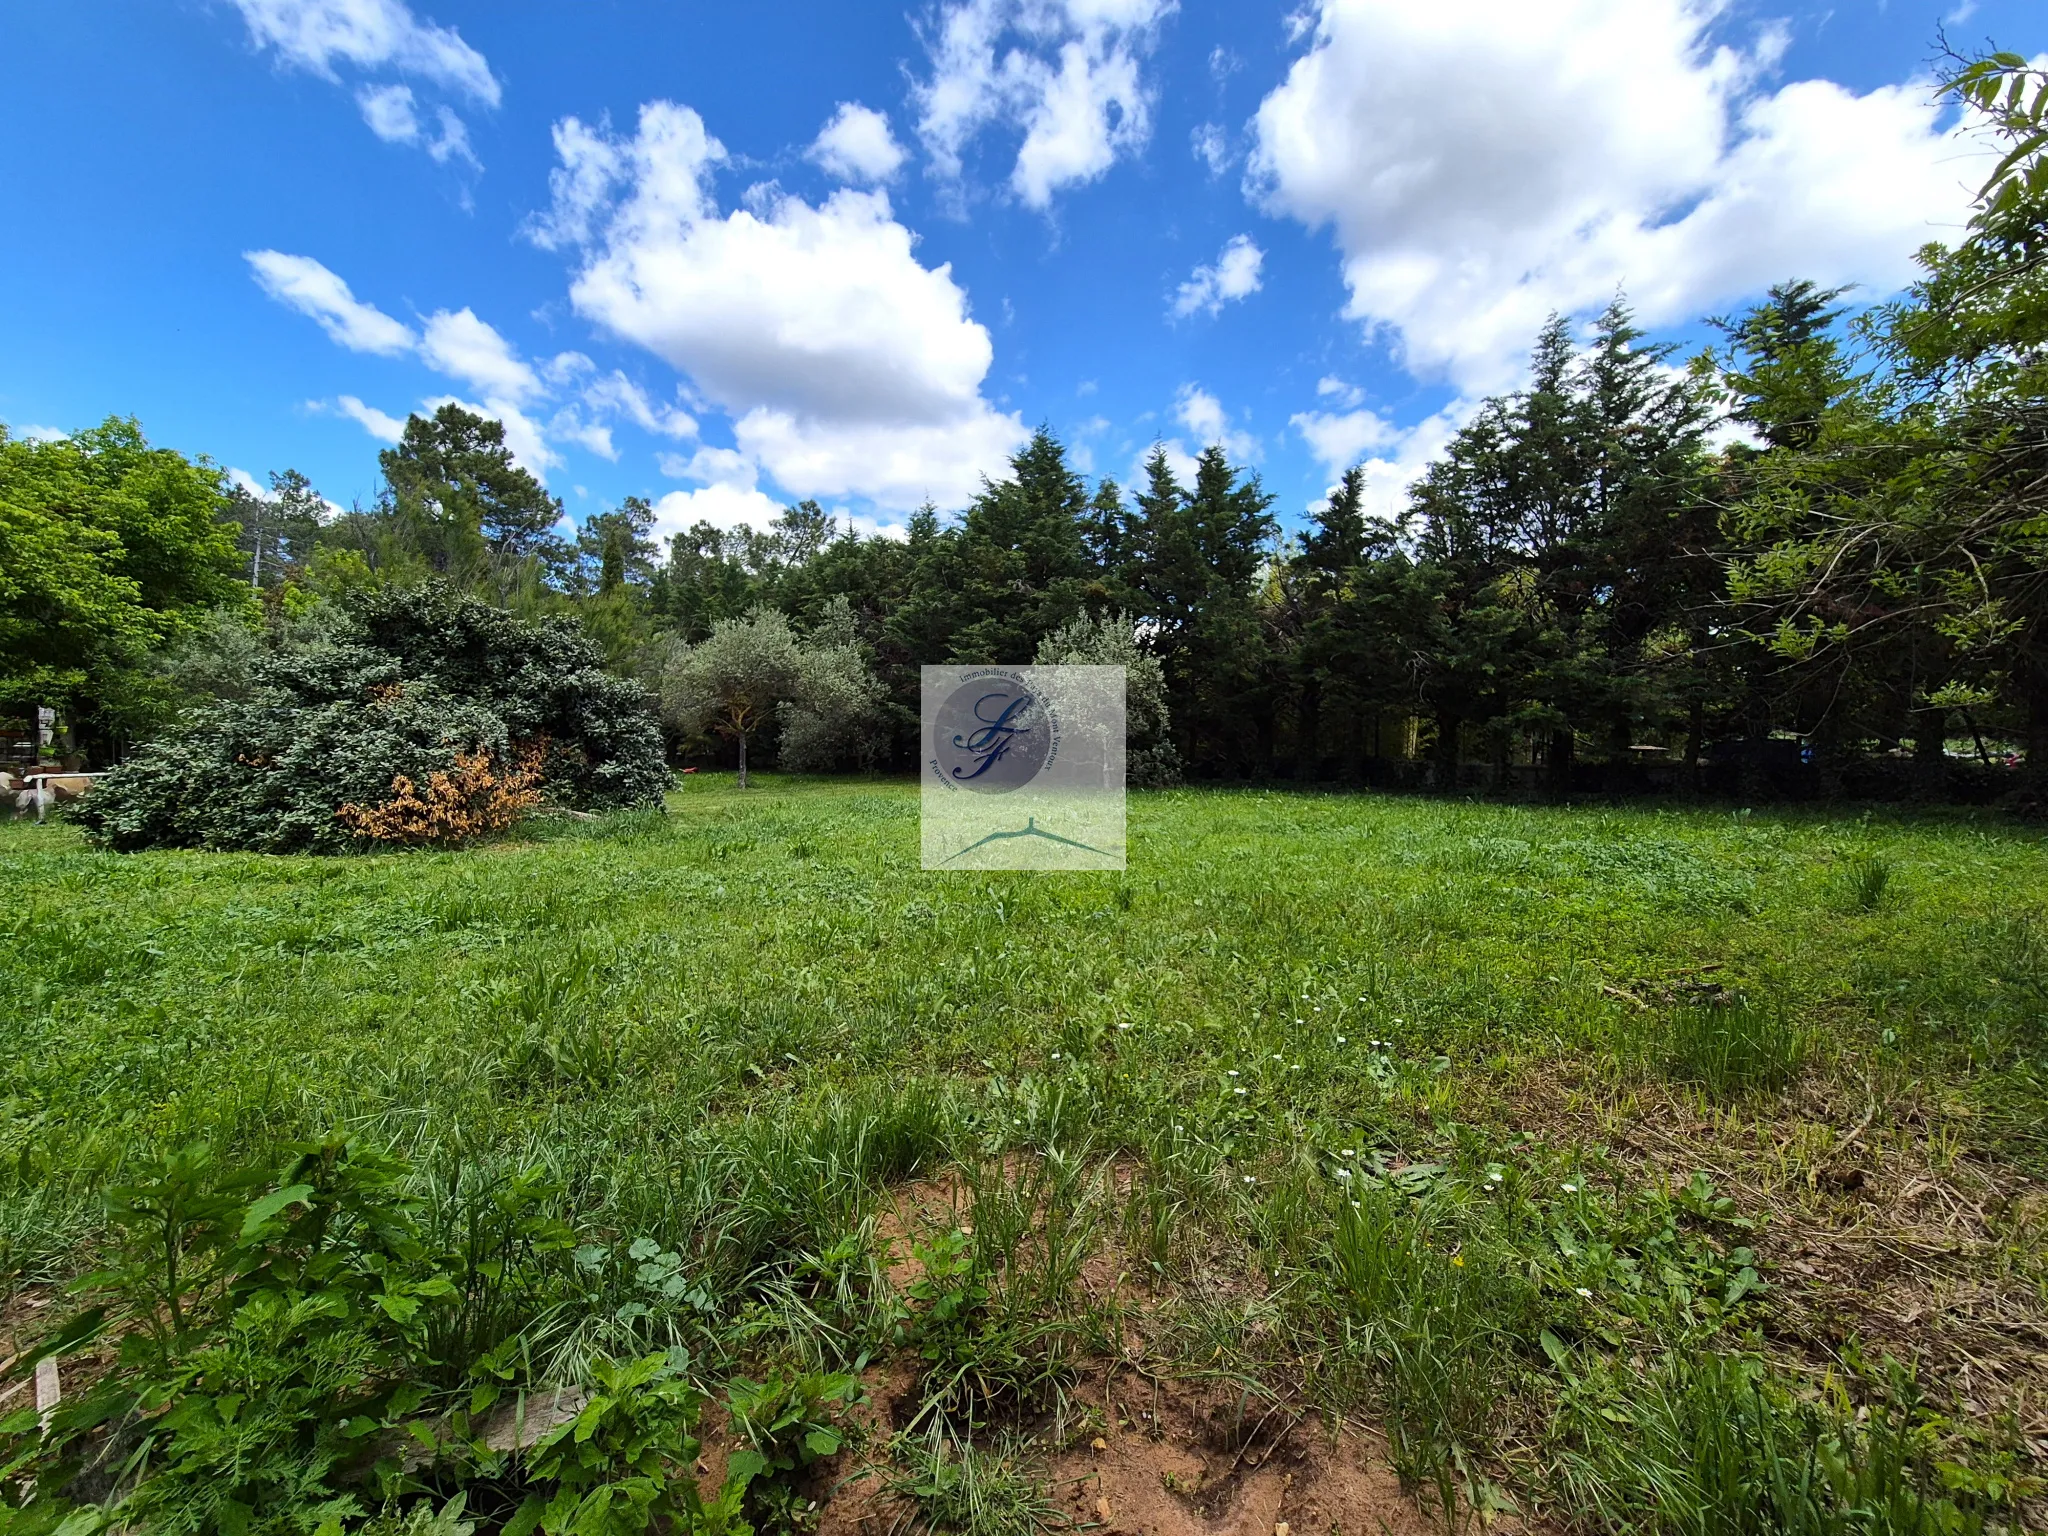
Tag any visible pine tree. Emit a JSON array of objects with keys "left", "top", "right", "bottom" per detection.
[{"left": 943, "top": 427, "right": 1091, "bottom": 662}]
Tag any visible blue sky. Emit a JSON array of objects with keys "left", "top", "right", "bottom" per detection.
[{"left": 2, "top": 0, "right": 2038, "bottom": 542}]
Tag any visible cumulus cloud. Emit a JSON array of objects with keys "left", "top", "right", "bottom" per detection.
[
  {"left": 531, "top": 99, "right": 1027, "bottom": 509},
  {"left": 582, "top": 371, "right": 698, "bottom": 439},
  {"left": 912, "top": 0, "right": 1175, "bottom": 208},
  {"left": 325, "top": 394, "right": 407, "bottom": 442},
  {"left": 255, "top": 260, "right": 682, "bottom": 474},
  {"left": 424, "top": 394, "right": 558, "bottom": 475},
  {"left": 1248, "top": 0, "right": 1996, "bottom": 394},
  {"left": 548, "top": 412, "right": 616, "bottom": 460},
  {"left": 649, "top": 483, "right": 791, "bottom": 539},
  {"left": 1290, "top": 403, "right": 1399, "bottom": 477},
  {"left": 661, "top": 444, "right": 753, "bottom": 484},
  {"left": 228, "top": 0, "right": 498, "bottom": 103},
  {"left": 8, "top": 424, "right": 68, "bottom": 443},
  {"left": 227, "top": 467, "right": 270, "bottom": 499},
  {"left": 1132, "top": 438, "right": 1200, "bottom": 486},
  {"left": 648, "top": 447, "right": 906, "bottom": 542},
  {"left": 1190, "top": 122, "right": 1228, "bottom": 176},
  {"left": 1171, "top": 234, "right": 1263, "bottom": 317},
  {"left": 809, "top": 102, "right": 906, "bottom": 183},
  {"left": 421, "top": 106, "right": 476, "bottom": 166},
  {"left": 245, "top": 250, "right": 415, "bottom": 354},
  {"left": 418, "top": 307, "right": 542, "bottom": 402},
  {"left": 357, "top": 82, "right": 420, "bottom": 141},
  {"left": 1173, "top": 384, "right": 1257, "bottom": 461},
  {"left": 231, "top": 0, "right": 493, "bottom": 163}
]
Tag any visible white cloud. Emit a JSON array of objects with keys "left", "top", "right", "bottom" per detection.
[
  {"left": 330, "top": 394, "right": 407, "bottom": 442},
  {"left": 1171, "top": 233, "right": 1263, "bottom": 318},
  {"left": 912, "top": 0, "right": 1175, "bottom": 209},
  {"left": 228, "top": 0, "right": 499, "bottom": 105},
  {"left": 534, "top": 100, "right": 1027, "bottom": 509},
  {"left": 1290, "top": 404, "right": 1399, "bottom": 476},
  {"left": 8, "top": 424, "right": 68, "bottom": 443},
  {"left": 246, "top": 250, "right": 415, "bottom": 355},
  {"left": 419, "top": 307, "right": 542, "bottom": 402},
  {"left": 662, "top": 444, "right": 754, "bottom": 484},
  {"left": 543, "top": 351, "right": 595, "bottom": 386},
  {"left": 583, "top": 372, "right": 697, "bottom": 439},
  {"left": 548, "top": 411, "right": 616, "bottom": 459},
  {"left": 262, "top": 256, "right": 685, "bottom": 473},
  {"left": 1316, "top": 375, "right": 1365, "bottom": 408},
  {"left": 809, "top": 102, "right": 906, "bottom": 183},
  {"left": 1173, "top": 384, "right": 1257, "bottom": 460},
  {"left": 1190, "top": 122, "right": 1228, "bottom": 176},
  {"left": 424, "top": 106, "right": 477, "bottom": 167},
  {"left": 732, "top": 408, "right": 1027, "bottom": 508},
  {"left": 525, "top": 115, "right": 630, "bottom": 251},
  {"left": 1133, "top": 438, "right": 1200, "bottom": 486},
  {"left": 1248, "top": 0, "right": 1996, "bottom": 395},
  {"left": 357, "top": 82, "right": 420, "bottom": 141},
  {"left": 649, "top": 483, "right": 791, "bottom": 539},
  {"left": 227, "top": 467, "right": 270, "bottom": 499}
]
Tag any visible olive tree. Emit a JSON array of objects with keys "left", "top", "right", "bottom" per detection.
[
  {"left": 659, "top": 606, "right": 802, "bottom": 787},
  {"left": 778, "top": 596, "right": 891, "bottom": 772},
  {"left": 1034, "top": 610, "right": 1182, "bottom": 787}
]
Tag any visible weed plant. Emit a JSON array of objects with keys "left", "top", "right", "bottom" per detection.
[{"left": 882, "top": 1433, "right": 1064, "bottom": 1536}]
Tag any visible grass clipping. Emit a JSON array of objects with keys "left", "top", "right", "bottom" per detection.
[{"left": 336, "top": 745, "right": 544, "bottom": 846}]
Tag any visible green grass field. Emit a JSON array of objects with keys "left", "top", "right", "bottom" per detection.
[{"left": 3, "top": 780, "right": 2045, "bottom": 1533}]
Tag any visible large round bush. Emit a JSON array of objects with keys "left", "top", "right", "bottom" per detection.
[{"left": 76, "top": 585, "right": 669, "bottom": 852}]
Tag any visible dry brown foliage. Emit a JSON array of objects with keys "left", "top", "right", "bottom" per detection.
[{"left": 335, "top": 745, "right": 543, "bottom": 846}]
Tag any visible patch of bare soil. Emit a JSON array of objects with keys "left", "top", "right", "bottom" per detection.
[
  {"left": 809, "top": 1168, "right": 1531, "bottom": 1536},
  {"left": 761, "top": 1355, "right": 1519, "bottom": 1536},
  {"left": 1042, "top": 1366, "right": 1522, "bottom": 1536}
]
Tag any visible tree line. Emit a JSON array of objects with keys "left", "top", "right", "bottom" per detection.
[{"left": 6, "top": 51, "right": 2043, "bottom": 797}]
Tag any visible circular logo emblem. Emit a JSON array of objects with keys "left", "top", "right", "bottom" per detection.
[{"left": 932, "top": 673, "right": 1053, "bottom": 793}]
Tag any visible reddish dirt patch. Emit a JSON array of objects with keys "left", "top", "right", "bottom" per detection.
[{"left": 1043, "top": 1368, "right": 1522, "bottom": 1536}]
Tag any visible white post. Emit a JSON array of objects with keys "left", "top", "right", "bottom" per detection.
[{"left": 35, "top": 1357, "right": 59, "bottom": 1428}]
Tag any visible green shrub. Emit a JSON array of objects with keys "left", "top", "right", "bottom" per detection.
[
  {"left": 499, "top": 1354, "right": 743, "bottom": 1536},
  {"left": 75, "top": 584, "right": 668, "bottom": 853}
]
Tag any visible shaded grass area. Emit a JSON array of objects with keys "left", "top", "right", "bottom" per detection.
[{"left": 1, "top": 778, "right": 2045, "bottom": 1531}]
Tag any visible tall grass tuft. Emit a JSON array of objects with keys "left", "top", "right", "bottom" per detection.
[
  {"left": 883, "top": 1433, "right": 1064, "bottom": 1536},
  {"left": 1833, "top": 854, "right": 1895, "bottom": 913},
  {"left": 1330, "top": 1183, "right": 1538, "bottom": 1515},
  {"left": 1662, "top": 999, "right": 1807, "bottom": 1098},
  {"left": 1549, "top": 1352, "right": 1990, "bottom": 1534}
]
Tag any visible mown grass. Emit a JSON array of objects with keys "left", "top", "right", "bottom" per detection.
[{"left": 2, "top": 778, "right": 2045, "bottom": 1531}]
